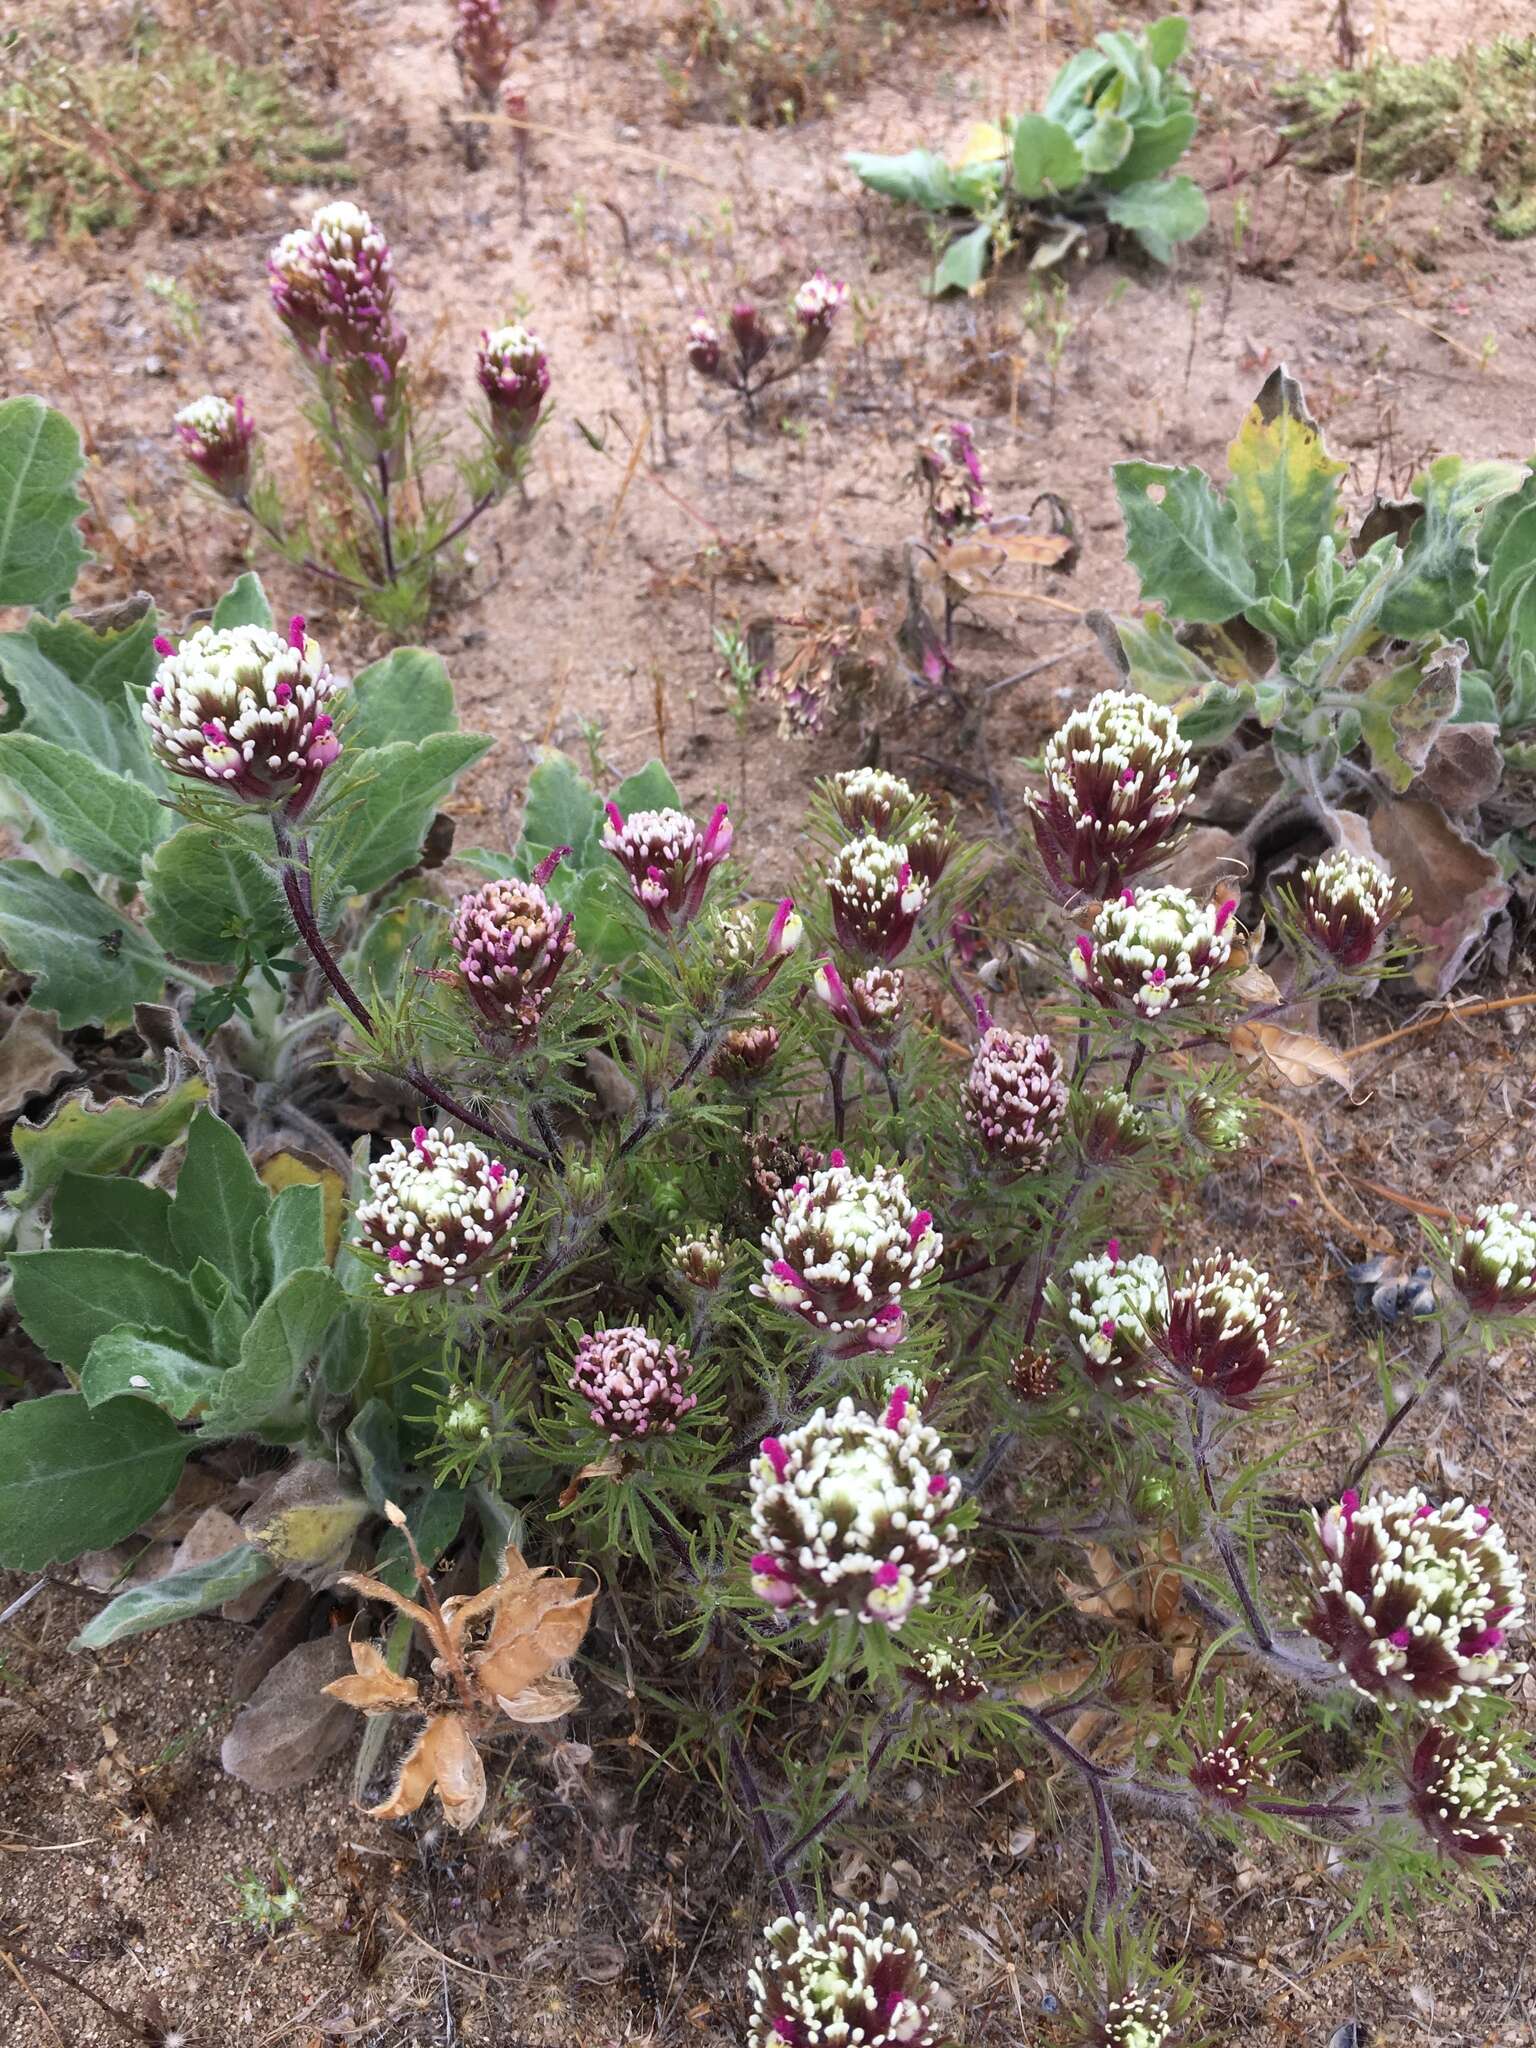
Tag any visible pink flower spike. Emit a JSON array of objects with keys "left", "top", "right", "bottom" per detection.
[
  {"left": 927, "top": 1473, "right": 949, "bottom": 1498},
  {"left": 273, "top": 680, "right": 293, "bottom": 704},
  {"left": 387, "top": 1244, "right": 410, "bottom": 1263},
  {"left": 771, "top": 1259, "right": 803, "bottom": 1288},
  {"left": 288, "top": 614, "right": 306, "bottom": 650},
  {"left": 1120, "top": 888, "right": 1136, "bottom": 906},
  {"left": 1100, "top": 1316, "right": 1117, "bottom": 1338},
  {"left": 766, "top": 897, "right": 797, "bottom": 955},
  {"left": 972, "top": 992, "right": 994, "bottom": 1035},
  {"left": 533, "top": 844, "right": 572, "bottom": 887},
  {"left": 1390, "top": 1628, "right": 1412, "bottom": 1648},
  {"left": 750, "top": 1552, "right": 782, "bottom": 1576},
  {"left": 487, "top": 1161, "right": 505, "bottom": 1183},
  {"left": 1106, "top": 1237, "right": 1121, "bottom": 1262},
  {"left": 761, "top": 1436, "right": 788, "bottom": 1481},
  {"left": 153, "top": 634, "right": 175, "bottom": 657},
  {"left": 908, "top": 1210, "right": 933, "bottom": 1246},
  {"left": 1215, "top": 896, "right": 1238, "bottom": 933},
  {"left": 604, "top": 801, "right": 624, "bottom": 832},
  {"left": 1119, "top": 766, "right": 1137, "bottom": 786},
  {"left": 701, "top": 801, "right": 732, "bottom": 861},
  {"left": 411, "top": 1125, "right": 429, "bottom": 1149},
  {"left": 884, "top": 1385, "right": 910, "bottom": 1430},
  {"left": 1150, "top": 966, "right": 1167, "bottom": 984},
  {"left": 872, "top": 1560, "right": 900, "bottom": 1588},
  {"left": 828, "top": 1149, "right": 846, "bottom": 1168},
  {"left": 1075, "top": 934, "right": 1094, "bottom": 970}
]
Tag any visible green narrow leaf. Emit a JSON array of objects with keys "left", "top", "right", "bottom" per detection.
[
  {"left": 170, "top": 1108, "right": 271, "bottom": 1305},
  {"left": 50, "top": 1172, "right": 176, "bottom": 1263},
  {"left": 0, "top": 1392, "right": 189, "bottom": 1571},
  {"left": 1225, "top": 368, "right": 1346, "bottom": 595},
  {"left": 0, "top": 397, "right": 88, "bottom": 610},
  {"left": 1113, "top": 462, "right": 1257, "bottom": 623},
  {"left": 80, "top": 1329, "right": 225, "bottom": 1420},
  {"left": 346, "top": 647, "right": 457, "bottom": 749},
  {"left": 0, "top": 734, "right": 168, "bottom": 880},
  {"left": 211, "top": 572, "right": 274, "bottom": 631},
  {"left": 1010, "top": 115, "right": 1085, "bottom": 197},
  {"left": 200, "top": 1267, "right": 345, "bottom": 1439},
  {"left": 0, "top": 860, "right": 168, "bottom": 1030},
  {"left": 142, "top": 823, "right": 290, "bottom": 966},
  {"left": 10, "top": 1246, "right": 209, "bottom": 1372},
  {"left": 73, "top": 1544, "right": 271, "bottom": 1649}
]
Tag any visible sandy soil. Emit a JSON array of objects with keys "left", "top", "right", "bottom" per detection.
[{"left": 3, "top": 0, "right": 1536, "bottom": 2041}]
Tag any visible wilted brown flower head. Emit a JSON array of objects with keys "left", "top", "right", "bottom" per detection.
[{"left": 325, "top": 1528, "right": 596, "bottom": 1831}]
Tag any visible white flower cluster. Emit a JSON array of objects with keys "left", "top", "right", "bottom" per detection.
[
  {"left": 143, "top": 622, "right": 341, "bottom": 808},
  {"left": 354, "top": 1124, "right": 525, "bottom": 1295},
  {"left": 748, "top": 1907, "right": 940, "bottom": 2048},
  {"left": 826, "top": 833, "right": 929, "bottom": 962},
  {"left": 1309, "top": 1488, "right": 1526, "bottom": 1712},
  {"left": 794, "top": 272, "right": 850, "bottom": 324},
  {"left": 1455, "top": 1202, "right": 1536, "bottom": 1314},
  {"left": 965, "top": 1026, "right": 1067, "bottom": 1170},
  {"left": 175, "top": 394, "right": 239, "bottom": 439},
  {"left": 754, "top": 1155, "right": 943, "bottom": 1353},
  {"left": 1065, "top": 1250, "right": 1169, "bottom": 1394},
  {"left": 271, "top": 199, "right": 390, "bottom": 299},
  {"left": 1100, "top": 1990, "right": 1175, "bottom": 2048},
  {"left": 749, "top": 1393, "right": 963, "bottom": 1628},
  {"left": 1073, "top": 884, "right": 1236, "bottom": 1018},
  {"left": 1041, "top": 689, "right": 1195, "bottom": 835},
  {"left": 827, "top": 766, "right": 918, "bottom": 837},
  {"left": 1302, "top": 847, "right": 1396, "bottom": 922}
]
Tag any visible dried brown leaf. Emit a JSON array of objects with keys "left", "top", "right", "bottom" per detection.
[
  {"left": 1231, "top": 1019, "right": 1352, "bottom": 1090},
  {"left": 497, "top": 1675, "right": 582, "bottom": 1725},
  {"left": 1012, "top": 1655, "right": 1097, "bottom": 1708},
  {"left": 324, "top": 1637, "right": 421, "bottom": 1714},
  {"left": 220, "top": 1633, "right": 357, "bottom": 1792}
]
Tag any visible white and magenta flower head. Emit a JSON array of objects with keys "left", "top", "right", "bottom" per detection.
[
  {"left": 1405, "top": 1725, "right": 1533, "bottom": 1861},
  {"left": 144, "top": 617, "right": 341, "bottom": 818},
  {"left": 1062, "top": 1243, "right": 1169, "bottom": 1397},
  {"left": 268, "top": 200, "right": 399, "bottom": 364},
  {"left": 1187, "top": 1715, "right": 1275, "bottom": 1812},
  {"left": 1159, "top": 1251, "right": 1291, "bottom": 1408},
  {"left": 1073, "top": 1087, "right": 1153, "bottom": 1165},
  {"left": 753, "top": 1152, "right": 943, "bottom": 1358},
  {"left": 568, "top": 1325, "right": 696, "bottom": 1441},
  {"left": 748, "top": 1388, "right": 963, "bottom": 1629},
  {"left": 1451, "top": 1203, "right": 1536, "bottom": 1319},
  {"left": 1303, "top": 1488, "right": 1526, "bottom": 1712},
  {"left": 1072, "top": 885, "right": 1238, "bottom": 1019},
  {"left": 916, "top": 420, "right": 990, "bottom": 534},
  {"left": 793, "top": 270, "right": 848, "bottom": 363},
  {"left": 354, "top": 1123, "right": 525, "bottom": 1295},
  {"left": 826, "top": 833, "right": 930, "bottom": 964},
  {"left": 602, "top": 800, "right": 732, "bottom": 936},
  {"left": 748, "top": 1906, "right": 943, "bottom": 2048},
  {"left": 685, "top": 314, "right": 723, "bottom": 380},
  {"left": 174, "top": 394, "right": 254, "bottom": 501},
  {"left": 450, "top": 850, "right": 574, "bottom": 1042},
  {"left": 666, "top": 1226, "right": 727, "bottom": 1294},
  {"left": 1029, "top": 690, "right": 1196, "bottom": 902},
  {"left": 814, "top": 960, "right": 905, "bottom": 1069},
  {"left": 476, "top": 322, "right": 550, "bottom": 460},
  {"left": 453, "top": 0, "right": 515, "bottom": 102},
  {"left": 825, "top": 766, "right": 919, "bottom": 840},
  {"left": 1295, "top": 847, "right": 1405, "bottom": 969},
  {"left": 717, "top": 898, "right": 803, "bottom": 995},
  {"left": 965, "top": 1003, "right": 1066, "bottom": 1171}
]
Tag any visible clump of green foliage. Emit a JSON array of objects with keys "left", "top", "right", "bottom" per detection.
[
  {"left": 1284, "top": 36, "right": 1536, "bottom": 239},
  {"left": 848, "top": 14, "right": 1207, "bottom": 292},
  {"left": 0, "top": 23, "right": 350, "bottom": 242}
]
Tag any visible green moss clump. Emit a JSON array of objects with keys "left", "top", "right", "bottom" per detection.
[{"left": 1283, "top": 36, "right": 1536, "bottom": 239}]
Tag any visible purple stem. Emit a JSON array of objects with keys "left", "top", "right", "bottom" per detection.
[
  {"left": 1016, "top": 1705, "right": 1120, "bottom": 1906},
  {"left": 1342, "top": 1339, "right": 1451, "bottom": 1494}
]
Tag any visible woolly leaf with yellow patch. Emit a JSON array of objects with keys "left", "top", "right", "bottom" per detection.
[{"left": 1225, "top": 366, "right": 1345, "bottom": 597}]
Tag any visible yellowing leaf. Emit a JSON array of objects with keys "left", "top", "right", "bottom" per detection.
[
  {"left": 1226, "top": 366, "right": 1346, "bottom": 593},
  {"left": 955, "top": 120, "right": 1008, "bottom": 166},
  {"left": 258, "top": 1149, "right": 346, "bottom": 1263}
]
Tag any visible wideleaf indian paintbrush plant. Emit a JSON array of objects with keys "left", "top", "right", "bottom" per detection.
[
  {"left": 848, "top": 14, "right": 1207, "bottom": 293},
  {"left": 1, "top": 394, "right": 1533, "bottom": 2036},
  {"left": 173, "top": 200, "right": 552, "bottom": 633}
]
